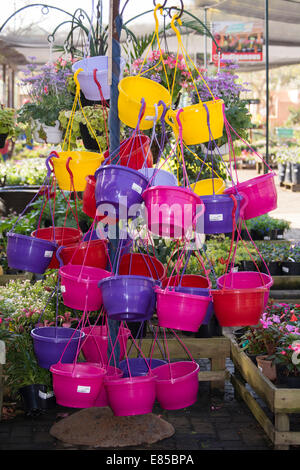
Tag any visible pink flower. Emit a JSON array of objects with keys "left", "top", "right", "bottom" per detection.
[{"left": 281, "top": 351, "right": 287, "bottom": 355}]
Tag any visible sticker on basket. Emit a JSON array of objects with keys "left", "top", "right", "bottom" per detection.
[
  {"left": 209, "top": 214, "right": 223, "bottom": 222},
  {"left": 282, "top": 266, "right": 289, "bottom": 273},
  {"left": 132, "top": 182, "right": 142, "bottom": 194},
  {"left": 77, "top": 385, "right": 91, "bottom": 394},
  {"left": 264, "top": 236, "right": 270, "bottom": 240},
  {"left": 39, "top": 390, "right": 54, "bottom": 400},
  {"left": 61, "top": 285, "right": 66, "bottom": 293},
  {"left": 44, "top": 250, "right": 53, "bottom": 258}
]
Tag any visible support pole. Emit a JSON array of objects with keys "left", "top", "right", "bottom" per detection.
[{"left": 265, "top": 0, "right": 269, "bottom": 173}]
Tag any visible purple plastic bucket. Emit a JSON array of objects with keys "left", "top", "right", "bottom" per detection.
[
  {"left": 200, "top": 194, "right": 243, "bottom": 234},
  {"left": 98, "top": 275, "right": 156, "bottom": 322},
  {"left": 95, "top": 165, "right": 149, "bottom": 218},
  {"left": 30, "top": 326, "right": 85, "bottom": 369},
  {"left": 119, "top": 358, "right": 167, "bottom": 378},
  {"left": 7, "top": 233, "right": 57, "bottom": 274},
  {"left": 217, "top": 271, "right": 273, "bottom": 308},
  {"left": 138, "top": 168, "right": 178, "bottom": 187},
  {"left": 174, "top": 285, "right": 214, "bottom": 325}
]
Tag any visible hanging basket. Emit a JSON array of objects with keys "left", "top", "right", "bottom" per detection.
[
  {"left": 217, "top": 271, "right": 273, "bottom": 309},
  {"left": 119, "top": 358, "right": 167, "bottom": 378},
  {"left": 139, "top": 168, "right": 178, "bottom": 187},
  {"left": 155, "top": 287, "right": 212, "bottom": 332},
  {"left": 50, "top": 362, "right": 107, "bottom": 408},
  {"left": 153, "top": 361, "right": 200, "bottom": 410},
  {"left": 142, "top": 186, "right": 203, "bottom": 238},
  {"left": 211, "top": 287, "right": 268, "bottom": 327},
  {"left": 32, "top": 227, "right": 82, "bottom": 269},
  {"left": 98, "top": 275, "right": 156, "bottom": 322},
  {"left": 6, "top": 232, "right": 57, "bottom": 274},
  {"left": 81, "top": 325, "right": 131, "bottom": 365},
  {"left": 200, "top": 194, "right": 243, "bottom": 234},
  {"left": 118, "top": 76, "right": 171, "bottom": 130},
  {"left": 59, "top": 264, "right": 112, "bottom": 311},
  {"left": 59, "top": 239, "right": 108, "bottom": 269},
  {"left": 94, "top": 366, "right": 123, "bottom": 407},
  {"left": 33, "top": 120, "right": 63, "bottom": 145},
  {"left": 165, "top": 100, "right": 224, "bottom": 145},
  {"left": 95, "top": 164, "right": 149, "bottom": 218},
  {"left": 72, "top": 55, "right": 126, "bottom": 101},
  {"left": 105, "top": 375, "right": 156, "bottom": 416},
  {"left": 51, "top": 151, "right": 104, "bottom": 192},
  {"left": 191, "top": 178, "right": 225, "bottom": 197},
  {"left": 224, "top": 172, "right": 277, "bottom": 220},
  {"left": 31, "top": 326, "right": 85, "bottom": 370},
  {"left": 118, "top": 253, "right": 166, "bottom": 282},
  {"left": 105, "top": 134, "right": 153, "bottom": 170}
]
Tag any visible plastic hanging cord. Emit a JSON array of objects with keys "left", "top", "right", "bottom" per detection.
[{"left": 92, "top": 68, "right": 109, "bottom": 150}]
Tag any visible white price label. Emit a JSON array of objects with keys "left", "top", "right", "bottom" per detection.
[
  {"left": 39, "top": 390, "right": 54, "bottom": 400},
  {"left": 77, "top": 385, "right": 91, "bottom": 394},
  {"left": 232, "top": 266, "right": 239, "bottom": 273},
  {"left": 264, "top": 236, "right": 270, "bottom": 240},
  {"left": 277, "top": 234, "right": 283, "bottom": 239},
  {"left": 61, "top": 285, "right": 66, "bottom": 293},
  {"left": 282, "top": 266, "right": 289, "bottom": 273},
  {"left": 44, "top": 250, "right": 53, "bottom": 258},
  {"left": 209, "top": 214, "right": 223, "bottom": 222},
  {"left": 132, "top": 182, "right": 142, "bottom": 194}
]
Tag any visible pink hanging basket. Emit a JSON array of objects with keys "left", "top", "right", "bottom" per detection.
[
  {"left": 81, "top": 325, "right": 131, "bottom": 365},
  {"left": 153, "top": 361, "right": 200, "bottom": 410},
  {"left": 93, "top": 366, "right": 123, "bottom": 407},
  {"left": 50, "top": 362, "right": 107, "bottom": 408}
]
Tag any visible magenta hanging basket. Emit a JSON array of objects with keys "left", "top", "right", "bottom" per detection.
[{"left": 81, "top": 325, "right": 131, "bottom": 365}]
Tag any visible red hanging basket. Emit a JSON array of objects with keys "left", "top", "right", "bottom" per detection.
[
  {"left": 118, "top": 253, "right": 166, "bottom": 281},
  {"left": 59, "top": 239, "right": 108, "bottom": 269}
]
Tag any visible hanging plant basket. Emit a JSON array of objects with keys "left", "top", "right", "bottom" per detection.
[
  {"left": 33, "top": 120, "right": 63, "bottom": 145},
  {"left": 104, "top": 134, "right": 153, "bottom": 170},
  {"left": 81, "top": 325, "right": 131, "bottom": 365},
  {"left": 118, "top": 253, "right": 166, "bottom": 282}
]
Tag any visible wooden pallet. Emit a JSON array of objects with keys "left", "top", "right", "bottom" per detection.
[
  {"left": 279, "top": 181, "right": 300, "bottom": 192},
  {"left": 230, "top": 337, "right": 300, "bottom": 449}
]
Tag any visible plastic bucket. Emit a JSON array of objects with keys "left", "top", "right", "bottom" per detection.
[
  {"left": 191, "top": 177, "right": 225, "bottom": 196},
  {"left": 83, "top": 175, "right": 96, "bottom": 218},
  {"left": 59, "top": 264, "right": 112, "bottom": 311},
  {"left": 119, "top": 358, "right": 167, "bottom": 378},
  {"left": 166, "top": 100, "right": 224, "bottom": 145},
  {"left": 52, "top": 151, "right": 104, "bottom": 192},
  {"left": 105, "top": 134, "right": 153, "bottom": 169},
  {"left": 153, "top": 361, "right": 200, "bottom": 410},
  {"left": 142, "top": 186, "right": 203, "bottom": 238},
  {"left": 93, "top": 366, "right": 123, "bottom": 407},
  {"left": 72, "top": 55, "right": 126, "bottom": 100},
  {"left": 50, "top": 362, "right": 107, "bottom": 408},
  {"left": 200, "top": 194, "right": 243, "bottom": 234},
  {"left": 211, "top": 287, "right": 268, "bottom": 327},
  {"left": 106, "top": 375, "right": 156, "bottom": 416},
  {"left": 6, "top": 233, "right": 57, "bottom": 274},
  {"left": 31, "top": 326, "right": 85, "bottom": 369},
  {"left": 118, "top": 253, "right": 166, "bottom": 282},
  {"left": 118, "top": 76, "right": 171, "bottom": 130},
  {"left": 217, "top": 271, "right": 273, "bottom": 308},
  {"left": 95, "top": 164, "right": 149, "bottom": 218},
  {"left": 224, "top": 172, "right": 277, "bottom": 220},
  {"left": 81, "top": 325, "right": 131, "bottom": 365},
  {"left": 139, "top": 168, "right": 178, "bottom": 187},
  {"left": 32, "top": 227, "right": 82, "bottom": 269},
  {"left": 155, "top": 287, "right": 212, "bottom": 332},
  {"left": 98, "top": 275, "right": 156, "bottom": 322},
  {"left": 60, "top": 239, "right": 108, "bottom": 269}
]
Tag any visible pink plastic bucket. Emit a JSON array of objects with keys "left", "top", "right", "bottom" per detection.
[
  {"left": 106, "top": 375, "right": 156, "bottom": 416},
  {"left": 93, "top": 366, "right": 123, "bottom": 407},
  {"left": 81, "top": 325, "right": 131, "bottom": 365},
  {"left": 224, "top": 172, "right": 277, "bottom": 220},
  {"left": 59, "top": 264, "right": 112, "bottom": 311},
  {"left": 155, "top": 287, "right": 212, "bottom": 332},
  {"left": 153, "top": 361, "right": 200, "bottom": 410},
  {"left": 50, "top": 362, "right": 107, "bottom": 408},
  {"left": 142, "top": 186, "right": 203, "bottom": 238},
  {"left": 217, "top": 271, "right": 273, "bottom": 308}
]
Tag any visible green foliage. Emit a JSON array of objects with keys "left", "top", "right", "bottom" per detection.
[
  {"left": 0, "top": 107, "right": 21, "bottom": 138},
  {"left": 245, "top": 214, "right": 291, "bottom": 235}
]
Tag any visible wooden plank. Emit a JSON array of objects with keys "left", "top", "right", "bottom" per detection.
[
  {"left": 274, "top": 388, "right": 300, "bottom": 413},
  {"left": 198, "top": 370, "right": 228, "bottom": 382},
  {"left": 0, "top": 273, "right": 32, "bottom": 286},
  {"left": 231, "top": 340, "right": 276, "bottom": 412},
  {"left": 274, "top": 413, "right": 290, "bottom": 450},
  {"left": 211, "top": 356, "right": 226, "bottom": 390},
  {"left": 231, "top": 373, "right": 275, "bottom": 444},
  {"left": 274, "top": 431, "right": 300, "bottom": 446}
]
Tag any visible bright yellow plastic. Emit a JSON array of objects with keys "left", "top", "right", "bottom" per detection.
[
  {"left": 52, "top": 151, "right": 104, "bottom": 192},
  {"left": 191, "top": 178, "right": 226, "bottom": 196},
  {"left": 165, "top": 99, "right": 225, "bottom": 146},
  {"left": 118, "top": 76, "right": 171, "bottom": 130}
]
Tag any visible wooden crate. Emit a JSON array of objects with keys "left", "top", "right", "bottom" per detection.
[
  {"left": 280, "top": 181, "right": 300, "bottom": 192},
  {"left": 230, "top": 337, "right": 300, "bottom": 449},
  {"left": 139, "top": 336, "right": 231, "bottom": 391}
]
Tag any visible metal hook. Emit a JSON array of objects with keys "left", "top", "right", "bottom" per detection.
[
  {"left": 168, "top": 0, "right": 184, "bottom": 20},
  {"left": 153, "top": 0, "right": 168, "bottom": 8}
]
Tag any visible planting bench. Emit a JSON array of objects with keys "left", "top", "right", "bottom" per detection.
[{"left": 230, "top": 335, "right": 300, "bottom": 449}]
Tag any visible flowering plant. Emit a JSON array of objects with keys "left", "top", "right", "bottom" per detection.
[{"left": 272, "top": 333, "right": 300, "bottom": 376}]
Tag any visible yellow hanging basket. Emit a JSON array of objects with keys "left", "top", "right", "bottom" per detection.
[
  {"left": 165, "top": 99, "right": 225, "bottom": 146},
  {"left": 118, "top": 76, "right": 171, "bottom": 130},
  {"left": 191, "top": 177, "right": 226, "bottom": 196},
  {"left": 52, "top": 151, "right": 104, "bottom": 192}
]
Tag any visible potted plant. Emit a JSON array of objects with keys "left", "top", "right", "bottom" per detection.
[
  {"left": 273, "top": 333, "right": 300, "bottom": 388},
  {"left": 0, "top": 107, "right": 21, "bottom": 147},
  {"left": 274, "top": 144, "right": 290, "bottom": 184},
  {"left": 258, "top": 242, "right": 291, "bottom": 276},
  {"left": 17, "top": 59, "right": 74, "bottom": 145},
  {"left": 282, "top": 243, "right": 300, "bottom": 275}
]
